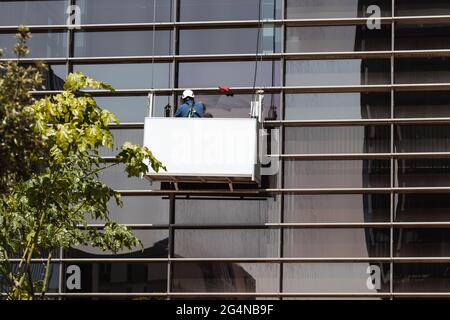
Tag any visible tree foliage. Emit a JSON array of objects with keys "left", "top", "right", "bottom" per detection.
[{"left": 0, "top": 27, "right": 165, "bottom": 299}]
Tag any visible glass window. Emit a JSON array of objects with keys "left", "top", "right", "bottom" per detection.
[
  {"left": 97, "top": 163, "right": 157, "bottom": 190},
  {"left": 286, "top": 59, "right": 391, "bottom": 86},
  {"left": 63, "top": 262, "right": 168, "bottom": 293},
  {"left": 283, "top": 263, "right": 390, "bottom": 293},
  {"left": 395, "top": 0, "right": 450, "bottom": 16},
  {"left": 284, "top": 228, "right": 390, "bottom": 258},
  {"left": 179, "top": 27, "right": 281, "bottom": 55},
  {"left": 285, "top": 126, "right": 391, "bottom": 154},
  {"left": 395, "top": 58, "right": 450, "bottom": 84},
  {"left": 175, "top": 196, "right": 280, "bottom": 225},
  {"left": 395, "top": 194, "right": 450, "bottom": 222},
  {"left": 95, "top": 96, "right": 171, "bottom": 123},
  {"left": 394, "top": 228, "right": 450, "bottom": 257},
  {"left": 40, "top": 64, "right": 67, "bottom": 91},
  {"left": 67, "top": 230, "right": 169, "bottom": 258},
  {"left": 284, "top": 160, "right": 391, "bottom": 188},
  {"left": 178, "top": 61, "right": 280, "bottom": 88},
  {"left": 2, "top": 264, "right": 60, "bottom": 293},
  {"left": 77, "top": 0, "right": 173, "bottom": 23},
  {"left": 172, "top": 263, "right": 279, "bottom": 293},
  {"left": 180, "top": 0, "right": 281, "bottom": 21},
  {"left": 0, "top": 32, "right": 67, "bottom": 58},
  {"left": 286, "top": 26, "right": 391, "bottom": 53},
  {"left": 393, "top": 264, "right": 450, "bottom": 292},
  {"left": 73, "top": 63, "right": 171, "bottom": 89},
  {"left": 102, "top": 196, "right": 169, "bottom": 225},
  {"left": 395, "top": 92, "right": 450, "bottom": 118},
  {"left": 100, "top": 128, "right": 143, "bottom": 156},
  {"left": 0, "top": 0, "right": 68, "bottom": 25},
  {"left": 396, "top": 24, "right": 450, "bottom": 50},
  {"left": 285, "top": 93, "right": 391, "bottom": 120},
  {"left": 174, "top": 229, "right": 279, "bottom": 258},
  {"left": 396, "top": 159, "right": 450, "bottom": 187},
  {"left": 286, "top": 0, "right": 392, "bottom": 19},
  {"left": 74, "top": 30, "right": 172, "bottom": 57},
  {"left": 284, "top": 194, "right": 391, "bottom": 223},
  {"left": 395, "top": 125, "right": 450, "bottom": 153},
  {"left": 174, "top": 94, "right": 280, "bottom": 119}
]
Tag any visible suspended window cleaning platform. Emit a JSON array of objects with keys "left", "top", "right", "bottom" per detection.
[{"left": 143, "top": 91, "right": 273, "bottom": 191}]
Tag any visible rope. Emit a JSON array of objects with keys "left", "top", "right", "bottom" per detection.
[
  {"left": 150, "top": 0, "right": 157, "bottom": 89},
  {"left": 252, "top": 0, "right": 263, "bottom": 96}
]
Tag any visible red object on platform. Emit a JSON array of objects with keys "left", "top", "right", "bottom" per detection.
[{"left": 218, "top": 85, "right": 233, "bottom": 96}]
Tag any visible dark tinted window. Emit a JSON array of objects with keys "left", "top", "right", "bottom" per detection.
[
  {"left": 395, "top": 58, "right": 450, "bottom": 84},
  {"left": 395, "top": 92, "right": 450, "bottom": 118},
  {"left": 395, "top": 125, "right": 450, "bottom": 153},
  {"left": 396, "top": 24, "right": 450, "bottom": 50},
  {"left": 395, "top": 194, "right": 450, "bottom": 222},
  {"left": 396, "top": 0, "right": 450, "bottom": 16}
]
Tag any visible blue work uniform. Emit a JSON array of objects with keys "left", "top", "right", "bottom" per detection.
[{"left": 175, "top": 99, "right": 205, "bottom": 118}]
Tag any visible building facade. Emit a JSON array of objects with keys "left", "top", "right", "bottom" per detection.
[{"left": 1, "top": 0, "right": 450, "bottom": 299}]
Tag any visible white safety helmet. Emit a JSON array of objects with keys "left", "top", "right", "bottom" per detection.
[{"left": 182, "top": 89, "right": 195, "bottom": 100}]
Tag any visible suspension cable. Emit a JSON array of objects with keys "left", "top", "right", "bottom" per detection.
[{"left": 252, "top": 0, "right": 263, "bottom": 96}]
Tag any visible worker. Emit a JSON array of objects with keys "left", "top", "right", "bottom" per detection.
[{"left": 175, "top": 89, "right": 205, "bottom": 118}]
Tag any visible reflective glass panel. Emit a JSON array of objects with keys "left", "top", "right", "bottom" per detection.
[
  {"left": 395, "top": 125, "right": 450, "bottom": 153},
  {"left": 284, "top": 228, "right": 390, "bottom": 257},
  {"left": 172, "top": 263, "right": 279, "bottom": 293},
  {"left": 174, "top": 94, "right": 280, "bottom": 119},
  {"left": 395, "top": 0, "right": 450, "bottom": 16},
  {"left": 393, "top": 264, "right": 450, "bottom": 292},
  {"left": 284, "top": 160, "right": 391, "bottom": 188},
  {"left": 283, "top": 263, "right": 390, "bottom": 293},
  {"left": 286, "top": 26, "right": 391, "bottom": 53},
  {"left": 63, "top": 262, "right": 168, "bottom": 293},
  {"left": 174, "top": 229, "right": 279, "bottom": 258},
  {"left": 179, "top": 27, "right": 281, "bottom": 55},
  {"left": 395, "top": 194, "right": 450, "bottom": 222},
  {"left": 74, "top": 30, "right": 172, "bottom": 57},
  {"left": 68, "top": 230, "right": 169, "bottom": 258},
  {"left": 175, "top": 197, "right": 280, "bottom": 225},
  {"left": 284, "top": 194, "right": 391, "bottom": 223},
  {"left": 180, "top": 0, "right": 281, "bottom": 21},
  {"left": 285, "top": 93, "right": 391, "bottom": 120},
  {"left": 396, "top": 24, "right": 450, "bottom": 50},
  {"left": 0, "top": 0, "right": 68, "bottom": 25},
  {"left": 395, "top": 58, "right": 450, "bottom": 84},
  {"left": 395, "top": 159, "right": 450, "bottom": 187},
  {"left": 178, "top": 61, "right": 280, "bottom": 88},
  {"left": 285, "top": 126, "right": 391, "bottom": 154},
  {"left": 395, "top": 92, "right": 450, "bottom": 118},
  {"left": 95, "top": 96, "right": 171, "bottom": 123},
  {"left": 0, "top": 32, "right": 67, "bottom": 58},
  {"left": 286, "top": 59, "right": 391, "bottom": 86},
  {"left": 77, "top": 0, "right": 173, "bottom": 23},
  {"left": 394, "top": 229, "right": 450, "bottom": 257},
  {"left": 286, "top": 0, "right": 392, "bottom": 19},
  {"left": 73, "top": 63, "right": 171, "bottom": 89}
]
